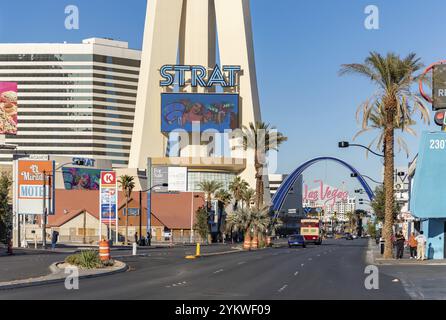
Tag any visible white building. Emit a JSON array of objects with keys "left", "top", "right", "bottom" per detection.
[{"left": 0, "top": 38, "right": 141, "bottom": 167}]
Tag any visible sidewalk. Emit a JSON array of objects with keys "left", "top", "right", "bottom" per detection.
[{"left": 367, "top": 239, "right": 446, "bottom": 265}]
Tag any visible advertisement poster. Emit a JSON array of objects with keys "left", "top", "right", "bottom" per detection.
[
  {"left": 168, "top": 167, "right": 188, "bottom": 192},
  {"left": 99, "top": 171, "right": 118, "bottom": 226},
  {"left": 62, "top": 167, "right": 101, "bottom": 190},
  {"left": 0, "top": 82, "right": 18, "bottom": 135},
  {"left": 17, "top": 160, "right": 55, "bottom": 215},
  {"left": 161, "top": 93, "right": 239, "bottom": 133}
]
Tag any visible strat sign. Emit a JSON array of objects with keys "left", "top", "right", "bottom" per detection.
[
  {"left": 303, "top": 180, "right": 349, "bottom": 206},
  {"left": 160, "top": 64, "right": 241, "bottom": 88}
]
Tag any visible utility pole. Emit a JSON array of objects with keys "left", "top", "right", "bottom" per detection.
[{"left": 42, "top": 170, "right": 47, "bottom": 249}]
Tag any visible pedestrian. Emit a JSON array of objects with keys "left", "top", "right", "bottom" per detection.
[
  {"left": 146, "top": 231, "right": 152, "bottom": 246},
  {"left": 415, "top": 231, "right": 427, "bottom": 260},
  {"left": 51, "top": 230, "right": 59, "bottom": 250},
  {"left": 134, "top": 232, "right": 138, "bottom": 244},
  {"left": 395, "top": 231, "right": 405, "bottom": 259},
  {"left": 408, "top": 232, "right": 418, "bottom": 259}
]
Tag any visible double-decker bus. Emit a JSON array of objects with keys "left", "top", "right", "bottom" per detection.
[{"left": 300, "top": 218, "right": 322, "bottom": 245}]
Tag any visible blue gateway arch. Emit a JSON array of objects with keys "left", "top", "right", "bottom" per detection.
[{"left": 271, "top": 157, "right": 375, "bottom": 217}]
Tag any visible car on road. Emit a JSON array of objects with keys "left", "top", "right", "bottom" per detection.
[
  {"left": 344, "top": 233, "right": 354, "bottom": 240},
  {"left": 288, "top": 234, "right": 306, "bottom": 248}
]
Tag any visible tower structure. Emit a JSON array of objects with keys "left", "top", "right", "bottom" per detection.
[{"left": 129, "top": 0, "right": 263, "bottom": 192}]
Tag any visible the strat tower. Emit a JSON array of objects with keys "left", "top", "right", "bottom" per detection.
[{"left": 129, "top": 0, "right": 265, "bottom": 193}]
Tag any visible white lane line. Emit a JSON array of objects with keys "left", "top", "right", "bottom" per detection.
[
  {"left": 214, "top": 269, "right": 224, "bottom": 274},
  {"left": 308, "top": 258, "right": 312, "bottom": 261},
  {"left": 317, "top": 254, "right": 320, "bottom": 257},
  {"left": 237, "top": 261, "right": 246, "bottom": 265},
  {"left": 278, "top": 285, "right": 288, "bottom": 293},
  {"left": 294, "top": 271, "right": 299, "bottom": 276},
  {"left": 301, "top": 263, "right": 304, "bottom": 267}
]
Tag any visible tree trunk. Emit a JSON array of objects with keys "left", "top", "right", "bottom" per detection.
[
  {"left": 255, "top": 164, "right": 263, "bottom": 209},
  {"left": 383, "top": 105, "right": 395, "bottom": 259},
  {"left": 125, "top": 199, "right": 129, "bottom": 245}
]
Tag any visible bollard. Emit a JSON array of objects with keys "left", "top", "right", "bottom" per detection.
[
  {"left": 195, "top": 243, "right": 201, "bottom": 257},
  {"left": 132, "top": 242, "right": 137, "bottom": 256}
]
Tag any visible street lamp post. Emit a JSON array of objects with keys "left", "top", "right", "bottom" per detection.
[
  {"left": 338, "top": 141, "right": 384, "bottom": 158},
  {"left": 138, "top": 183, "right": 168, "bottom": 246}
]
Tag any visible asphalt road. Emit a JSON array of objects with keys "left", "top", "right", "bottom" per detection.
[{"left": 0, "top": 239, "right": 411, "bottom": 299}]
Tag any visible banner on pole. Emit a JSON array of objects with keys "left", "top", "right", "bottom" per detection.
[{"left": 100, "top": 171, "right": 117, "bottom": 225}]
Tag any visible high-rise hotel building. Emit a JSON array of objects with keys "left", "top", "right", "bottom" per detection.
[{"left": 0, "top": 38, "right": 141, "bottom": 167}]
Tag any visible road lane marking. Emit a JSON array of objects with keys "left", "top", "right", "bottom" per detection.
[
  {"left": 294, "top": 271, "right": 299, "bottom": 276},
  {"left": 214, "top": 269, "right": 224, "bottom": 274},
  {"left": 308, "top": 258, "right": 312, "bottom": 261},
  {"left": 237, "top": 261, "right": 246, "bottom": 265},
  {"left": 278, "top": 285, "right": 288, "bottom": 292},
  {"left": 301, "top": 263, "right": 304, "bottom": 267}
]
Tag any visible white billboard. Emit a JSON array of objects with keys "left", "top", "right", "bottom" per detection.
[{"left": 168, "top": 167, "right": 188, "bottom": 192}]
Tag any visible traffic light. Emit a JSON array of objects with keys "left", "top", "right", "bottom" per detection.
[{"left": 434, "top": 110, "right": 446, "bottom": 127}]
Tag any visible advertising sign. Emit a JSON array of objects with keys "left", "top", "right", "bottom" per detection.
[
  {"left": 62, "top": 167, "right": 101, "bottom": 190},
  {"left": 99, "top": 171, "right": 118, "bottom": 225},
  {"left": 151, "top": 166, "right": 168, "bottom": 192},
  {"left": 411, "top": 131, "right": 446, "bottom": 218},
  {"left": 0, "top": 82, "right": 18, "bottom": 135},
  {"left": 433, "top": 65, "right": 446, "bottom": 110},
  {"left": 17, "top": 160, "right": 55, "bottom": 215},
  {"left": 168, "top": 167, "right": 188, "bottom": 192},
  {"left": 161, "top": 93, "right": 239, "bottom": 133}
]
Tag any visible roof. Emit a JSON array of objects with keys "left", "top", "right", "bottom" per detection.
[{"left": 46, "top": 190, "right": 205, "bottom": 229}]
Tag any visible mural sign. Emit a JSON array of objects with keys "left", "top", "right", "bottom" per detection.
[{"left": 161, "top": 93, "right": 239, "bottom": 133}]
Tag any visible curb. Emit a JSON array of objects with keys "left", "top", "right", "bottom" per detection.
[{"left": 0, "top": 260, "right": 128, "bottom": 290}]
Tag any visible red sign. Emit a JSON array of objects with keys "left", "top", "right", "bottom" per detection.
[{"left": 101, "top": 171, "right": 116, "bottom": 186}]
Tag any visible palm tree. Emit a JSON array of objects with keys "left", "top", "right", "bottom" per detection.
[
  {"left": 228, "top": 176, "right": 248, "bottom": 210},
  {"left": 215, "top": 189, "right": 232, "bottom": 242},
  {"left": 198, "top": 180, "right": 223, "bottom": 242},
  {"left": 242, "top": 122, "right": 287, "bottom": 209},
  {"left": 198, "top": 180, "right": 223, "bottom": 211},
  {"left": 340, "top": 52, "right": 430, "bottom": 259},
  {"left": 354, "top": 100, "right": 421, "bottom": 158},
  {"left": 241, "top": 188, "right": 256, "bottom": 208},
  {"left": 118, "top": 175, "right": 135, "bottom": 245}
]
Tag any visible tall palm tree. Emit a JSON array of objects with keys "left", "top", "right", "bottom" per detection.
[
  {"left": 228, "top": 176, "right": 248, "bottom": 210},
  {"left": 118, "top": 175, "right": 135, "bottom": 245},
  {"left": 198, "top": 180, "right": 223, "bottom": 242},
  {"left": 215, "top": 189, "right": 232, "bottom": 241},
  {"left": 340, "top": 52, "right": 430, "bottom": 259},
  {"left": 354, "top": 100, "right": 421, "bottom": 158},
  {"left": 243, "top": 122, "right": 287, "bottom": 209}
]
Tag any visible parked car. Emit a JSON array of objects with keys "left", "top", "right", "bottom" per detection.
[{"left": 288, "top": 234, "right": 306, "bottom": 248}]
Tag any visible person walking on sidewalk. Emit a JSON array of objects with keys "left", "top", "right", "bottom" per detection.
[
  {"left": 395, "top": 231, "right": 405, "bottom": 259},
  {"left": 415, "top": 231, "right": 427, "bottom": 260},
  {"left": 408, "top": 232, "right": 417, "bottom": 259},
  {"left": 51, "top": 230, "right": 59, "bottom": 250}
]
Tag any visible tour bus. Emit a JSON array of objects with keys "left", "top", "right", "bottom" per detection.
[{"left": 300, "top": 218, "right": 323, "bottom": 245}]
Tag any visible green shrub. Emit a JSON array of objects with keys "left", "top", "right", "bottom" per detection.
[{"left": 65, "top": 250, "right": 102, "bottom": 269}]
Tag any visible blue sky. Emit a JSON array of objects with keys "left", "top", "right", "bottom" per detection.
[{"left": 1, "top": 0, "right": 444, "bottom": 202}]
